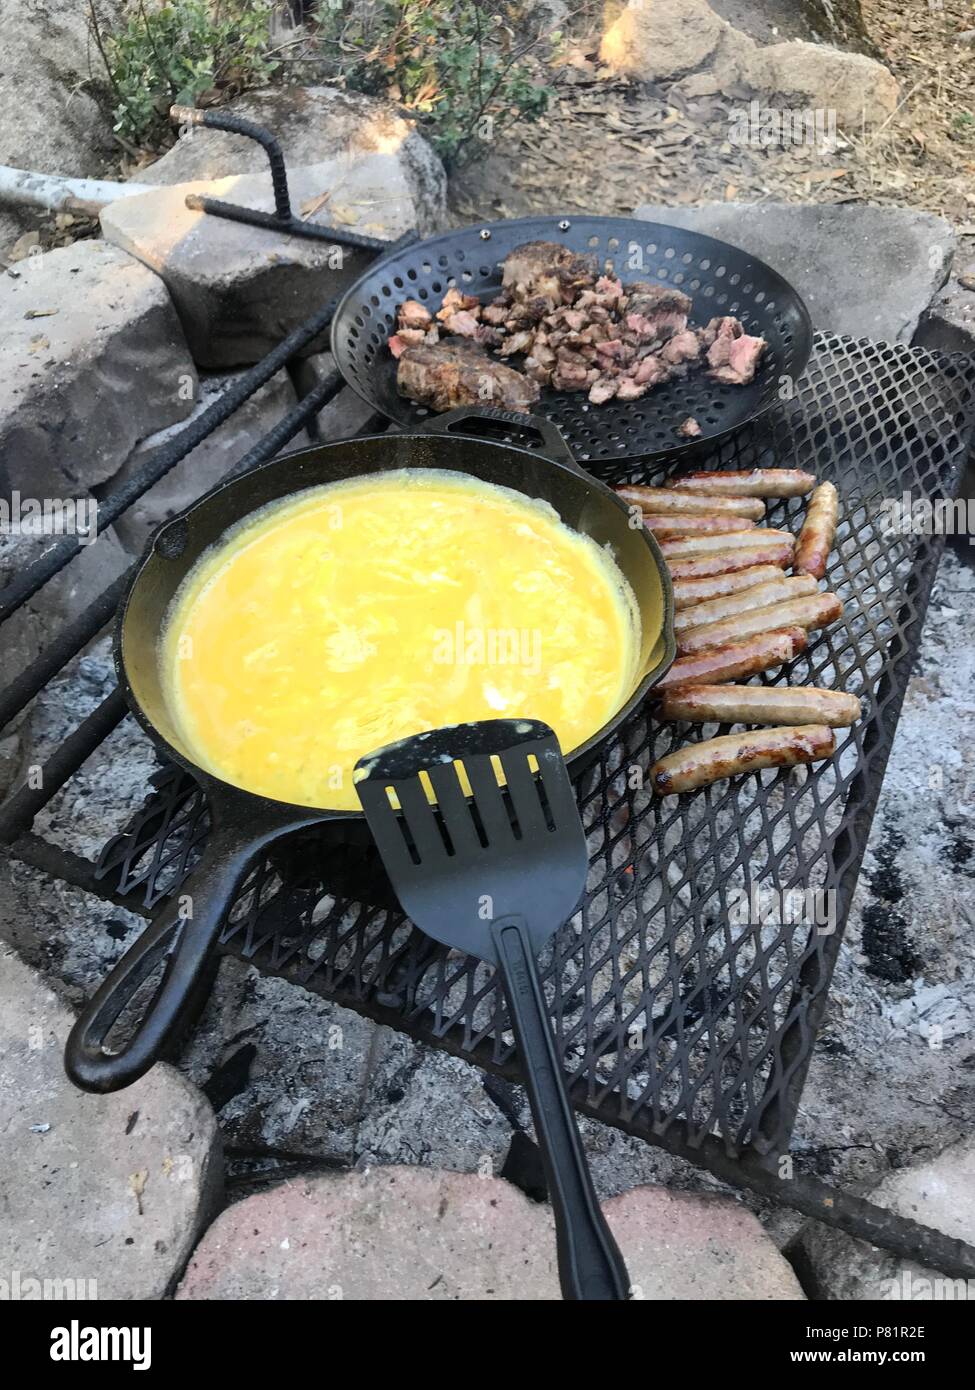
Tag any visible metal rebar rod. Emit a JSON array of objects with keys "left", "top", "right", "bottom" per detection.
[
  {"left": 0, "top": 687, "right": 127, "bottom": 844},
  {"left": 171, "top": 105, "right": 293, "bottom": 222},
  {"left": 183, "top": 196, "right": 391, "bottom": 253},
  {"left": 0, "top": 571, "right": 130, "bottom": 735}
]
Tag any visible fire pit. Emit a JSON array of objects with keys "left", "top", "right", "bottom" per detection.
[{"left": 2, "top": 111, "right": 975, "bottom": 1279}]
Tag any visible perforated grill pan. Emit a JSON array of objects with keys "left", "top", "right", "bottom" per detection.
[{"left": 331, "top": 214, "right": 813, "bottom": 467}]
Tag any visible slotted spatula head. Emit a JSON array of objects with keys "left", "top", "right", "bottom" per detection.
[{"left": 353, "top": 719, "right": 588, "bottom": 963}]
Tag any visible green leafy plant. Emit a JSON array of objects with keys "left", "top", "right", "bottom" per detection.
[
  {"left": 90, "top": 1, "right": 280, "bottom": 147},
  {"left": 312, "top": 1, "right": 555, "bottom": 166},
  {"left": 951, "top": 110, "right": 975, "bottom": 143}
]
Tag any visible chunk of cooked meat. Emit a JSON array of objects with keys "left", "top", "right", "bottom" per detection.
[
  {"left": 701, "top": 315, "right": 742, "bottom": 362},
  {"left": 677, "top": 416, "right": 702, "bottom": 438},
  {"left": 497, "top": 328, "right": 535, "bottom": 358},
  {"left": 589, "top": 376, "right": 619, "bottom": 405},
  {"left": 625, "top": 282, "right": 692, "bottom": 339},
  {"left": 396, "top": 339, "right": 540, "bottom": 413},
  {"left": 661, "top": 329, "right": 702, "bottom": 366},
  {"left": 710, "top": 332, "right": 767, "bottom": 385},
  {"left": 397, "top": 299, "right": 433, "bottom": 331},
  {"left": 501, "top": 241, "right": 598, "bottom": 310},
  {"left": 436, "top": 287, "right": 480, "bottom": 322}
]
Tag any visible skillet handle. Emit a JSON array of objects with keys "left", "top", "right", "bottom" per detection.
[
  {"left": 64, "top": 826, "right": 258, "bottom": 1094},
  {"left": 491, "top": 916, "right": 631, "bottom": 1301},
  {"left": 419, "top": 406, "right": 581, "bottom": 471}
]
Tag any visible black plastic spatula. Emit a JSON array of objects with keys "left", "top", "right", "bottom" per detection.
[{"left": 354, "top": 718, "right": 630, "bottom": 1301}]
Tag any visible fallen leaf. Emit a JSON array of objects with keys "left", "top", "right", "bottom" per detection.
[
  {"left": 129, "top": 1169, "right": 148, "bottom": 1215},
  {"left": 724, "top": 183, "right": 738, "bottom": 200},
  {"left": 804, "top": 168, "right": 850, "bottom": 183},
  {"left": 28, "top": 334, "right": 49, "bottom": 353},
  {"left": 328, "top": 204, "right": 358, "bottom": 225},
  {"left": 24, "top": 308, "right": 57, "bottom": 319}
]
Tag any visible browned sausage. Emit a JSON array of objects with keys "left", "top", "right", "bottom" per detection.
[
  {"left": 672, "top": 564, "right": 789, "bottom": 610},
  {"left": 651, "top": 725, "right": 836, "bottom": 794},
  {"left": 659, "top": 528, "right": 794, "bottom": 558},
  {"left": 655, "top": 627, "right": 808, "bottom": 691},
  {"left": 677, "top": 591, "right": 843, "bottom": 655},
  {"left": 616, "top": 485, "right": 765, "bottom": 520},
  {"left": 673, "top": 574, "right": 817, "bottom": 634},
  {"left": 644, "top": 513, "right": 757, "bottom": 538},
  {"left": 666, "top": 543, "right": 794, "bottom": 580},
  {"left": 665, "top": 468, "right": 816, "bottom": 498},
  {"left": 659, "top": 684, "right": 862, "bottom": 727},
  {"left": 794, "top": 481, "right": 839, "bottom": 580}
]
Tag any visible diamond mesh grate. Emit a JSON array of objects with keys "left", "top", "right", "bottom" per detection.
[{"left": 94, "top": 333, "right": 975, "bottom": 1158}]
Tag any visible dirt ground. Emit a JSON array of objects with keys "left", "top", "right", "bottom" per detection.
[{"left": 450, "top": 0, "right": 975, "bottom": 262}]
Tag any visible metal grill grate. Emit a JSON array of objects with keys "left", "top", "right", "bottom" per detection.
[{"left": 89, "top": 332, "right": 975, "bottom": 1158}]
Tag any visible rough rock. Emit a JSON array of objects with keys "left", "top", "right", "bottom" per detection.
[
  {"left": 792, "top": 1139, "right": 975, "bottom": 1299},
  {"left": 600, "top": 0, "right": 734, "bottom": 82},
  {"left": 633, "top": 201, "right": 954, "bottom": 343},
  {"left": 0, "top": 2, "right": 120, "bottom": 181},
  {"left": 102, "top": 157, "right": 435, "bottom": 368},
  {"left": 600, "top": 0, "right": 898, "bottom": 127},
  {"left": 712, "top": 0, "right": 881, "bottom": 56},
  {"left": 750, "top": 41, "right": 900, "bottom": 128},
  {"left": 0, "top": 944, "right": 222, "bottom": 1300},
  {"left": 109, "top": 372, "right": 300, "bottom": 553},
  {"left": 141, "top": 87, "right": 445, "bottom": 225},
  {"left": 914, "top": 274, "right": 975, "bottom": 356},
  {"left": 0, "top": 240, "right": 197, "bottom": 497},
  {"left": 176, "top": 1166, "right": 804, "bottom": 1300}
]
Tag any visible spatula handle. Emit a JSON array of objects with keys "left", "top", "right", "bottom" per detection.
[{"left": 492, "top": 916, "right": 631, "bottom": 1301}]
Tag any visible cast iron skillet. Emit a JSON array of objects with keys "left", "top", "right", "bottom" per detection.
[
  {"left": 330, "top": 214, "right": 813, "bottom": 468},
  {"left": 64, "top": 407, "right": 676, "bottom": 1095}
]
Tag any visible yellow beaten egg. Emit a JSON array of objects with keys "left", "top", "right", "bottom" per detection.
[{"left": 160, "top": 469, "right": 642, "bottom": 811}]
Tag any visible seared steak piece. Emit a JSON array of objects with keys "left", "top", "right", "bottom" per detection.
[
  {"left": 710, "top": 333, "right": 766, "bottom": 385},
  {"left": 501, "top": 241, "right": 598, "bottom": 311},
  {"left": 625, "top": 282, "right": 692, "bottom": 341},
  {"left": 661, "top": 329, "right": 702, "bottom": 366},
  {"left": 396, "top": 340, "right": 540, "bottom": 413},
  {"left": 702, "top": 315, "right": 766, "bottom": 384}
]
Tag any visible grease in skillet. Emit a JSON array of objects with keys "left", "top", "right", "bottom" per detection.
[{"left": 160, "top": 469, "right": 649, "bottom": 811}]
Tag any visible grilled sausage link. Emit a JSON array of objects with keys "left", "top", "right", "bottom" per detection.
[
  {"left": 666, "top": 543, "right": 794, "bottom": 580},
  {"left": 671, "top": 564, "right": 787, "bottom": 610},
  {"left": 655, "top": 627, "right": 808, "bottom": 690},
  {"left": 643, "top": 513, "right": 756, "bottom": 538},
  {"left": 794, "top": 480, "right": 839, "bottom": 580},
  {"left": 651, "top": 725, "right": 836, "bottom": 794},
  {"left": 665, "top": 468, "right": 816, "bottom": 498},
  {"left": 659, "top": 684, "right": 862, "bottom": 727},
  {"left": 659, "top": 527, "right": 795, "bottom": 558},
  {"left": 677, "top": 591, "right": 843, "bottom": 655},
  {"left": 672, "top": 574, "right": 817, "bottom": 634},
  {"left": 616, "top": 485, "right": 765, "bottom": 520}
]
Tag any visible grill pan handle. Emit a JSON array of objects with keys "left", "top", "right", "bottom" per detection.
[
  {"left": 64, "top": 820, "right": 267, "bottom": 1093},
  {"left": 419, "top": 406, "right": 583, "bottom": 471}
]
